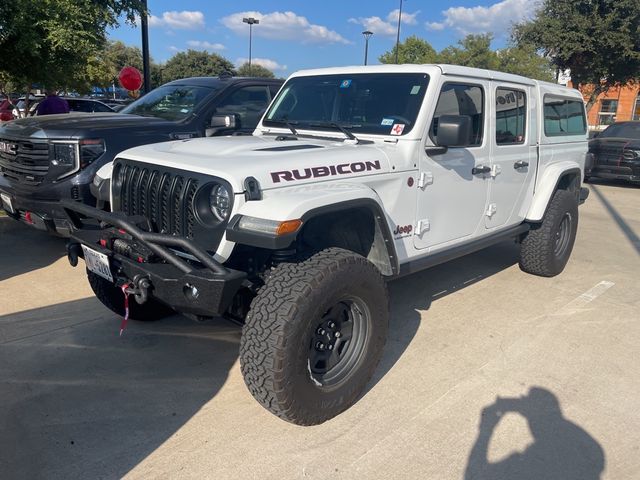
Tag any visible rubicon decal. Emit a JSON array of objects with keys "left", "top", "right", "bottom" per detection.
[{"left": 271, "top": 160, "right": 381, "bottom": 183}]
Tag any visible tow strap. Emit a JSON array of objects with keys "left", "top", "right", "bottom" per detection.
[{"left": 120, "top": 283, "right": 131, "bottom": 336}]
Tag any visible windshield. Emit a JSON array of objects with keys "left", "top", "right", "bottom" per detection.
[
  {"left": 264, "top": 73, "right": 429, "bottom": 136},
  {"left": 121, "top": 84, "right": 218, "bottom": 121},
  {"left": 598, "top": 122, "right": 640, "bottom": 139}
]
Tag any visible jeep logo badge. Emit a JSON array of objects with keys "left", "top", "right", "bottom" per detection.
[{"left": 0, "top": 141, "right": 18, "bottom": 155}]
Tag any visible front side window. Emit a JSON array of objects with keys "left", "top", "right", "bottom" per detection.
[
  {"left": 543, "top": 97, "right": 587, "bottom": 136},
  {"left": 215, "top": 86, "right": 271, "bottom": 129},
  {"left": 264, "top": 73, "right": 430, "bottom": 136},
  {"left": 598, "top": 99, "right": 618, "bottom": 126},
  {"left": 430, "top": 83, "right": 484, "bottom": 146},
  {"left": 121, "top": 85, "right": 218, "bottom": 121},
  {"left": 495, "top": 88, "right": 526, "bottom": 145}
]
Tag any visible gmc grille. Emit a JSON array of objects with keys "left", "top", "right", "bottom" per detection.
[
  {"left": 117, "top": 162, "right": 199, "bottom": 238},
  {"left": 0, "top": 138, "right": 50, "bottom": 186}
]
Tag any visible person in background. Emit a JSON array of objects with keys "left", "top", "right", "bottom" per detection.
[
  {"left": 36, "top": 89, "right": 69, "bottom": 115},
  {"left": 0, "top": 97, "right": 14, "bottom": 121}
]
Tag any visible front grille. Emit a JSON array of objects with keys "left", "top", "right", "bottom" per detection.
[
  {"left": 0, "top": 138, "right": 50, "bottom": 186},
  {"left": 117, "top": 162, "right": 199, "bottom": 238}
]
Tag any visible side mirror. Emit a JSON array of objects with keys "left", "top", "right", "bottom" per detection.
[
  {"left": 436, "top": 114, "right": 472, "bottom": 147},
  {"left": 209, "top": 113, "right": 237, "bottom": 129}
]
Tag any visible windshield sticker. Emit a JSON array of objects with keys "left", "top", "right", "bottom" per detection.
[
  {"left": 410, "top": 85, "right": 421, "bottom": 95},
  {"left": 340, "top": 79, "right": 352, "bottom": 88},
  {"left": 390, "top": 123, "right": 405, "bottom": 136},
  {"left": 381, "top": 118, "right": 394, "bottom": 126}
]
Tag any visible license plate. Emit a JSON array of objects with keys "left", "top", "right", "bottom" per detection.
[
  {"left": 81, "top": 245, "right": 113, "bottom": 283},
  {"left": 0, "top": 193, "right": 14, "bottom": 214}
]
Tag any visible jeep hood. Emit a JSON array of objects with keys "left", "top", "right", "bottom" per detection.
[
  {"left": 0, "top": 113, "right": 173, "bottom": 140},
  {"left": 116, "top": 135, "right": 393, "bottom": 192}
]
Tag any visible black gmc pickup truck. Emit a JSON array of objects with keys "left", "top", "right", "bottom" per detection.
[{"left": 0, "top": 75, "right": 283, "bottom": 235}]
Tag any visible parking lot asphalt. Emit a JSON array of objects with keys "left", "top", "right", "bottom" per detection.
[{"left": 0, "top": 180, "right": 639, "bottom": 480}]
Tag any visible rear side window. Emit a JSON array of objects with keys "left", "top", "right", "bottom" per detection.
[
  {"left": 495, "top": 88, "right": 526, "bottom": 145},
  {"left": 544, "top": 96, "right": 586, "bottom": 136},
  {"left": 430, "top": 83, "right": 484, "bottom": 146}
]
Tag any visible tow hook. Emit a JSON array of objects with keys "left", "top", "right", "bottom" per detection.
[
  {"left": 121, "top": 275, "right": 151, "bottom": 305},
  {"left": 67, "top": 242, "right": 82, "bottom": 267}
]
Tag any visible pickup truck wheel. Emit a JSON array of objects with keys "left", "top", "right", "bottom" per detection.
[
  {"left": 519, "top": 189, "right": 578, "bottom": 277},
  {"left": 87, "top": 271, "right": 173, "bottom": 321},
  {"left": 240, "top": 247, "right": 389, "bottom": 425}
]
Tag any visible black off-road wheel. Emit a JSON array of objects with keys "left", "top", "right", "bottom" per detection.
[
  {"left": 87, "top": 271, "right": 173, "bottom": 321},
  {"left": 240, "top": 248, "right": 389, "bottom": 426},
  {"left": 519, "top": 189, "right": 579, "bottom": 277}
]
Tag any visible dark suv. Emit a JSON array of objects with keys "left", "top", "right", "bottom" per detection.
[
  {"left": 587, "top": 121, "right": 640, "bottom": 185},
  {"left": 0, "top": 75, "right": 283, "bottom": 235}
]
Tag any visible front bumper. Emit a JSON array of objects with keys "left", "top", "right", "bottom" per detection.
[
  {"left": 0, "top": 180, "right": 95, "bottom": 236},
  {"left": 62, "top": 200, "right": 246, "bottom": 317}
]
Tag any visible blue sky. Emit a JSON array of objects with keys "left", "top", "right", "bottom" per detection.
[{"left": 107, "top": 0, "right": 538, "bottom": 76}]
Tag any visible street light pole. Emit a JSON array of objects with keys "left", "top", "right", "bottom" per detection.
[
  {"left": 242, "top": 17, "right": 260, "bottom": 75},
  {"left": 395, "top": 0, "right": 404, "bottom": 64},
  {"left": 141, "top": 0, "right": 151, "bottom": 92},
  {"left": 362, "top": 31, "right": 373, "bottom": 66}
]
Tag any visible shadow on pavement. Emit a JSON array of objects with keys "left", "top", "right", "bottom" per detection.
[
  {"left": 371, "top": 240, "right": 520, "bottom": 388},
  {"left": 0, "top": 240, "right": 521, "bottom": 479},
  {"left": 591, "top": 184, "right": 640, "bottom": 256},
  {"left": 464, "top": 387, "right": 605, "bottom": 480},
  {"left": 0, "top": 217, "right": 66, "bottom": 281},
  {"left": 0, "top": 298, "right": 240, "bottom": 480}
]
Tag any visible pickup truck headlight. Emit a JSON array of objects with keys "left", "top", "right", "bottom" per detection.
[
  {"left": 52, "top": 143, "right": 77, "bottom": 167},
  {"left": 80, "top": 139, "right": 105, "bottom": 167},
  {"left": 210, "top": 183, "right": 231, "bottom": 221}
]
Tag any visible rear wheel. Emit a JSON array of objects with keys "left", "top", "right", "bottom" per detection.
[
  {"left": 240, "top": 248, "right": 389, "bottom": 425},
  {"left": 87, "top": 271, "right": 173, "bottom": 321},
  {"left": 519, "top": 189, "right": 579, "bottom": 277}
]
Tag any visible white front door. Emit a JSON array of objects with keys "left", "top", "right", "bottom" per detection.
[
  {"left": 485, "top": 83, "right": 537, "bottom": 229},
  {"left": 414, "top": 79, "right": 491, "bottom": 250}
]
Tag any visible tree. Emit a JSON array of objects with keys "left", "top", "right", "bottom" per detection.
[
  {"left": 497, "top": 45, "right": 555, "bottom": 82},
  {"left": 161, "top": 50, "right": 236, "bottom": 82},
  {"left": 236, "top": 63, "right": 275, "bottom": 78},
  {"left": 0, "top": 0, "right": 145, "bottom": 114},
  {"left": 379, "top": 36, "right": 438, "bottom": 64},
  {"left": 513, "top": 0, "right": 640, "bottom": 112},
  {"left": 439, "top": 34, "right": 501, "bottom": 70}
]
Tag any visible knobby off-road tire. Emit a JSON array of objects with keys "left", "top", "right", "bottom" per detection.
[
  {"left": 240, "top": 248, "right": 389, "bottom": 426},
  {"left": 519, "top": 189, "right": 579, "bottom": 277},
  {"left": 87, "top": 271, "right": 173, "bottom": 321}
]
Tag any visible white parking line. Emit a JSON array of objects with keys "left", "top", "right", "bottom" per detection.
[{"left": 555, "top": 281, "right": 615, "bottom": 316}]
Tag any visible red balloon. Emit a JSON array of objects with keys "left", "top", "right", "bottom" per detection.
[{"left": 118, "top": 66, "right": 143, "bottom": 91}]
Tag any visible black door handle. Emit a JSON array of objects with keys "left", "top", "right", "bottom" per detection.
[
  {"left": 472, "top": 165, "right": 491, "bottom": 175},
  {"left": 514, "top": 160, "right": 529, "bottom": 169}
]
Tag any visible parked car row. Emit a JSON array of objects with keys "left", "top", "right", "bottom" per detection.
[{"left": 586, "top": 121, "right": 640, "bottom": 184}]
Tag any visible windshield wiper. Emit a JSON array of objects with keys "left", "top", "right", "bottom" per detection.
[
  {"left": 270, "top": 118, "right": 298, "bottom": 136},
  {"left": 308, "top": 122, "right": 360, "bottom": 143}
]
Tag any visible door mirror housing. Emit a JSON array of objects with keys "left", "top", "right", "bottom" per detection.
[
  {"left": 209, "top": 113, "right": 237, "bottom": 129},
  {"left": 436, "top": 115, "right": 472, "bottom": 147}
]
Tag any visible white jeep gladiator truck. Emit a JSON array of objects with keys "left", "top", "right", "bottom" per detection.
[{"left": 63, "top": 65, "right": 589, "bottom": 425}]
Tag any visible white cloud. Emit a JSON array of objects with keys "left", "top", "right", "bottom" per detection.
[
  {"left": 221, "top": 11, "right": 349, "bottom": 44},
  {"left": 425, "top": 22, "right": 445, "bottom": 31},
  {"left": 168, "top": 46, "right": 182, "bottom": 53},
  {"left": 149, "top": 11, "right": 205, "bottom": 30},
  {"left": 425, "top": 0, "right": 540, "bottom": 36},
  {"left": 236, "top": 57, "right": 287, "bottom": 71},
  {"left": 187, "top": 40, "right": 225, "bottom": 51},
  {"left": 349, "top": 9, "right": 420, "bottom": 37}
]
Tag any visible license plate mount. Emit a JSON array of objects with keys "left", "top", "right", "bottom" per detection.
[{"left": 81, "top": 245, "right": 114, "bottom": 283}]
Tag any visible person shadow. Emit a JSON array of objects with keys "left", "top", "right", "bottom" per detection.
[{"left": 464, "top": 387, "right": 605, "bottom": 480}]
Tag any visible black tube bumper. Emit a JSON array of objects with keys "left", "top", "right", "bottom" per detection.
[{"left": 61, "top": 200, "right": 246, "bottom": 317}]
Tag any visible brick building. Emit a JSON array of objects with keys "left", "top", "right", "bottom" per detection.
[{"left": 579, "top": 83, "right": 640, "bottom": 131}]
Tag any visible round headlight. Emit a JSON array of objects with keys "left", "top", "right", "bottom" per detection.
[{"left": 209, "top": 183, "right": 231, "bottom": 221}]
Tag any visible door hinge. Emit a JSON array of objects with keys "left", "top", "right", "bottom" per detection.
[
  {"left": 417, "top": 172, "right": 433, "bottom": 189},
  {"left": 490, "top": 165, "right": 502, "bottom": 178},
  {"left": 485, "top": 203, "right": 497, "bottom": 218},
  {"left": 416, "top": 219, "right": 430, "bottom": 236}
]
